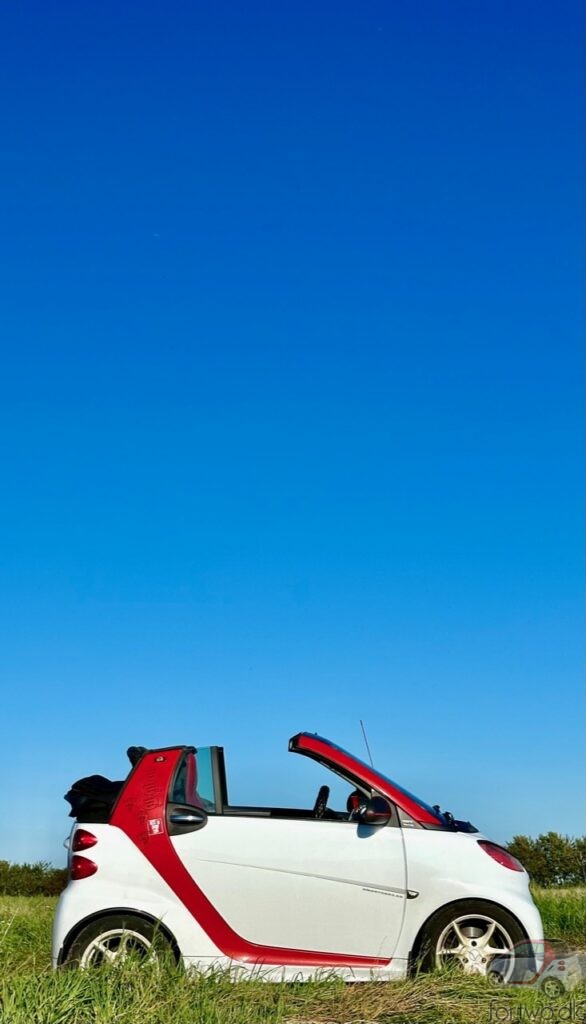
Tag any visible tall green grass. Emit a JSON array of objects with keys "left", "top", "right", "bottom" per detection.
[
  {"left": 532, "top": 885, "right": 586, "bottom": 945},
  {"left": 0, "top": 892, "right": 584, "bottom": 1024}
]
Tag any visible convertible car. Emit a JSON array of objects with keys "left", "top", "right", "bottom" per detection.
[{"left": 53, "top": 733, "right": 543, "bottom": 980}]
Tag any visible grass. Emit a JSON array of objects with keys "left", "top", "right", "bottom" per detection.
[
  {"left": 0, "top": 890, "right": 584, "bottom": 1024},
  {"left": 532, "top": 885, "right": 586, "bottom": 946}
]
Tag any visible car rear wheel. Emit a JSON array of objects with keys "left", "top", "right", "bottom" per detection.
[
  {"left": 540, "top": 977, "right": 564, "bottom": 997},
  {"left": 64, "top": 913, "right": 176, "bottom": 968},
  {"left": 414, "top": 901, "right": 526, "bottom": 982}
]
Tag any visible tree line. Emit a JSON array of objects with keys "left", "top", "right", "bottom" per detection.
[
  {"left": 0, "top": 832, "right": 584, "bottom": 896},
  {"left": 506, "top": 832, "right": 585, "bottom": 887},
  {"left": 0, "top": 860, "right": 67, "bottom": 896}
]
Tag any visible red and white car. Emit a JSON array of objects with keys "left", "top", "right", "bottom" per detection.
[
  {"left": 490, "top": 939, "right": 583, "bottom": 993},
  {"left": 53, "top": 733, "right": 543, "bottom": 980}
]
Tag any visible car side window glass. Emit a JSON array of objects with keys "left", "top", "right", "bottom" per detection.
[
  {"left": 171, "top": 748, "right": 216, "bottom": 812},
  {"left": 514, "top": 942, "right": 529, "bottom": 957},
  {"left": 195, "top": 747, "right": 215, "bottom": 810}
]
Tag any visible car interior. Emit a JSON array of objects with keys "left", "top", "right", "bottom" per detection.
[{"left": 64, "top": 744, "right": 374, "bottom": 825}]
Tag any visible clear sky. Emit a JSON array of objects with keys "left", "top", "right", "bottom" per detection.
[{"left": 0, "top": 1, "right": 583, "bottom": 864}]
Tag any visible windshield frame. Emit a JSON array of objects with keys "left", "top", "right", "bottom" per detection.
[{"left": 289, "top": 733, "right": 448, "bottom": 827}]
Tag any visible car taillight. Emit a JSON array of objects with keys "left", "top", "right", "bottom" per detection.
[
  {"left": 72, "top": 829, "right": 98, "bottom": 851},
  {"left": 70, "top": 854, "right": 98, "bottom": 880},
  {"left": 478, "top": 840, "right": 524, "bottom": 872}
]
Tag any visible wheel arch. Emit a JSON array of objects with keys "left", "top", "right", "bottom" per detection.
[
  {"left": 408, "top": 897, "right": 531, "bottom": 974},
  {"left": 57, "top": 907, "right": 181, "bottom": 965}
]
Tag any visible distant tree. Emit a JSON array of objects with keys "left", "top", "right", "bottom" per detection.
[
  {"left": 0, "top": 860, "right": 68, "bottom": 896},
  {"left": 507, "top": 834, "right": 586, "bottom": 886},
  {"left": 574, "top": 837, "right": 586, "bottom": 884}
]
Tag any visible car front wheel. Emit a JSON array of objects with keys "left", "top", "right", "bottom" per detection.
[
  {"left": 540, "top": 977, "right": 564, "bottom": 997},
  {"left": 415, "top": 901, "right": 526, "bottom": 982},
  {"left": 64, "top": 913, "right": 176, "bottom": 968}
]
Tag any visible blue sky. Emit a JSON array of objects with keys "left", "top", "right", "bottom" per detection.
[{"left": 0, "top": 1, "right": 583, "bottom": 863}]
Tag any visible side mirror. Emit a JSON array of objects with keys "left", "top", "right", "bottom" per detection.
[{"left": 357, "top": 795, "right": 393, "bottom": 826}]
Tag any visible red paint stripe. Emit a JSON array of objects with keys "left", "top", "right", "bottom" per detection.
[
  {"left": 294, "top": 734, "right": 440, "bottom": 826},
  {"left": 111, "top": 749, "right": 391, "bottom": 968}
]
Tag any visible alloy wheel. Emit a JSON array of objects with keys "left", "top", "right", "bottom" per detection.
[
  {"left": 541, "top": 977, "right": 564, "bottom": 998},
  {"left": 79, "top": 928, "right": 156, "bottom": 968},
  {"left": 435, "top": 914, "right": 515, "bottom": 979}
]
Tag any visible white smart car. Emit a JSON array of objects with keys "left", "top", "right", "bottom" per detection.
[
  {"left": 53, "top": 733, "right": 543, "bottom": 980},
  {"left": 490, "top": 939, "right": 583, "bottom": 994}
]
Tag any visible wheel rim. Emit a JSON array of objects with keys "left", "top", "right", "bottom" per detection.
[
  {"left": 541, "top": 978, "right": 563, "bottom": 997},
  {"left": 79, "top": 928, "right": 155, "bottom": 968},
  {"left": 435, "top": 914, "right": 515, "bottom": 979}
]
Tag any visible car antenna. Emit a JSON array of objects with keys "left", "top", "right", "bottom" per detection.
[{"left": 359, "top": 719, "right": 374, "bottom": 767}]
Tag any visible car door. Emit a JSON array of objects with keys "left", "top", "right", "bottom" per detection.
[{"left": 169, "top": 750, "right": 407, "bottom": 964}]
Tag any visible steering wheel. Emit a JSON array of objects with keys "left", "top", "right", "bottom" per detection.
[
  {"left": 312, "top": 785, "right": 330, "bottom": 819},
  {"left": 346, "top": 790, "right": 364, "bottom": 823},
  {"left": 346, "top": 788, "right": 362, "bottom": 821}
]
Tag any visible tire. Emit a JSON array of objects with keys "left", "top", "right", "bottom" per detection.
[
  {"left": 413, "top": 900, "right": 527, "bottom": 981},
  {"left": 487, "top": 968, "right": 506, "bottom": 985},
  {"left": 540, "top": 977, "right": 564, "bottom": 998},
  {"left": 64, "top": 913, "right": 177, "bottom": 968}
]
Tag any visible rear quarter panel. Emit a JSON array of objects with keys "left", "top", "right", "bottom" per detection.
[{"left": 52, "top": 824, "right": 223, "bottom": 965}]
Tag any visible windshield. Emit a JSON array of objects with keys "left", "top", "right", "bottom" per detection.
[{"left": 317, "top": 738, "right": 446, "bottom": 824}]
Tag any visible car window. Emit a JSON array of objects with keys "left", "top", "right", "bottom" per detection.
[
  {"left": 312, "top": 737, "right": 444, "bottom": 824},
  {"left": 195, "top": 747, "right": 215, "bottom": 809},
  {"left": 224, "top": 752, "right": 368, "bottom": 819},
  {"left": 171, "top": 748, "right": 216, "bottom": 812},
  {"left": 515, "top": 941, "right": 538, "bottom": 958}
]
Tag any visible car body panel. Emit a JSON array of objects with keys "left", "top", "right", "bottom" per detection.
[
  {"left": 172, "top": 815, "right": 407, "bottom": 956},
  {"left": 395, "top": 828, "right": 543, "bottom": 964},
  {"left": 52, "top": 822, "right": 223, "bottom": 966}
]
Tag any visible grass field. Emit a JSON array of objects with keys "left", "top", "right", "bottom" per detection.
[{"left": 0, "top": 889, "right": 584, "bottom": 1024}]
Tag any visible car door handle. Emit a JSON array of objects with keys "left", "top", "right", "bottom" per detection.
[{"left": 169, "top": 811, "right": 206, "bottom": 826}]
